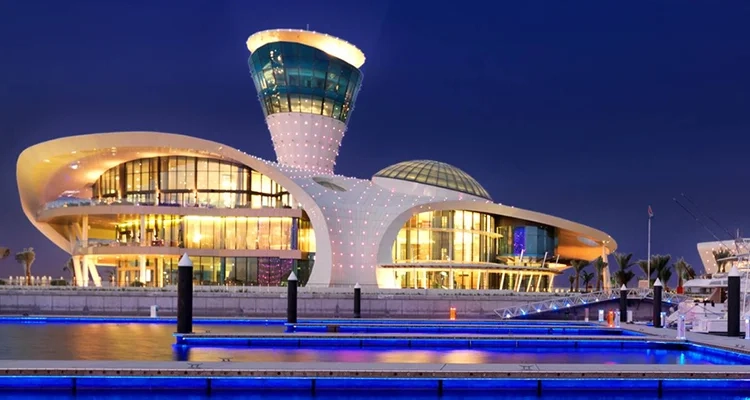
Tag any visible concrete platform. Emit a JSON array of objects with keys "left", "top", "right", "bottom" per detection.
[
  {"left": 0, "top": 360, "right": 748, "bottom": 395},
  {"left": 1, "top": 318, "right": 750, "bottom": 395}
]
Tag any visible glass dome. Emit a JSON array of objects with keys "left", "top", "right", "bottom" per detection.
[{"left": 373, "top": 160, "right": 492, "bottom": 200}]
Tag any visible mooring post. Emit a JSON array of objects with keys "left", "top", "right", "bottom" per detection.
[
  {"left": 728, "top": 266, "right": 741, "bottom": 337},
  {"left": 287, "top": 271, "right": 298, "bottom": 324},
  {"left": 177, "top": 253, "right": 193, "bottom": 334},
  {"left": 652, "top": 278, "right": 663, "bottom": 328},
  {"left": 353, "top": 282, "right": 361, "bottom": 319},
  {"left": 619, "top": 284, "right": 628, "bottom": 323}
]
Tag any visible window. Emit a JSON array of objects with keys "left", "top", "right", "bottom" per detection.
[{"left": 248, "top": 42, "right": 363, "bottom": 123}]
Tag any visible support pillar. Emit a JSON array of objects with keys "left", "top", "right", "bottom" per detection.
[
  {"left": 72, "top": 256, "right": 84, "bottom": 287},
  {"left": 619, "top": 284, "right": 628, "bottom": 323},
  {"left": 176, "top": 253, "right": 193, "bottom": 334},
  {"left": 139, "top": 215, "right": 146, "bottom": 246},
  {"left": 653, "top": 278, "right": 663, "bottom": 328},
  {"left": 157, "top": 257, "right": 164, "bottom": 288},
  {"left": 86, "top": 256, "right": 102, "bottom": 287},
  {"left": 81, "top": 215, "right": 89, "bottom": 245},
  {"left": 287, "top": 271, "right": 298, "bottom": 324},
  {"left": 449, "top": 268, "right": 454, "bottom": 290},
  {"left": 728, "top": 266, "right": 741, "bottom": 337},
  {"left": 353, "top": 282, "right": 361, "bottom": 318},
  {"left": 138, "top": 254, "right": 147, "bottom": 285}
]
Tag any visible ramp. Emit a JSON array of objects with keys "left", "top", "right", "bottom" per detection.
[{"left": 494, "top": 288, "right": 690, "bottom": 319}]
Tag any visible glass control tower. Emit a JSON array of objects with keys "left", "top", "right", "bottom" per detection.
[{"left": 247, "top": 29, "right": 365, "bottom": 174}]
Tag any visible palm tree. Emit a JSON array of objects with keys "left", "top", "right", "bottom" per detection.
[
  {"left": 592, "top": 256, "right": 608, "bottom": 291},
  {"left": 568, "top": 275, "right": 575, "bottom": 291},
  {"left": 636, "top": 259, "right": 653, "bottom": 282},
  {"left": 571, "top": 260, "right": 590, "bottom": 291},
  {"left": 63, "top": 258, "right": 76, "bottom": 286},
  {"left": 582, "top": 271, "right": 595, "bottom": 292},
  {"left": 15, "top": 248, "right": 36, "bottom": 285},
  {"left": 0, "top": 248, "right": 9, "bottom": 260},
  {"left": 713, "top": 249, "right": 733, "bottom": 274},
  {"left": 650, "top": 254, "right": 672, "bottom": 289},
  {"left": 613, "top": 252, "right": 636, "bottom": 287},
  {"left": 673, "top": 258, "right": 695, "bottom": 294}
]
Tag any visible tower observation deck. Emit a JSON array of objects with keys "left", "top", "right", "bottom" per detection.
[{"left": 247, "top": 29, "right": 365, "bottom": 174}]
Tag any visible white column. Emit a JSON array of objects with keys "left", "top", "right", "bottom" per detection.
[
  {"left": 449, "top": 268, "right": 454, "bottom": 289},
  {"left": 81, "top": 215, "right": 89, "bottom": 246},
  {"left": 526, "top": 274, "right": 534, "bottom": 292},
  {"left": 80, "top": 258, "right": 90, "bottom": 287},
  {"left": 535, "top": 273, "right": 543, "bottom": 292},
  {"left": 138, "top": 254, "right": 147, "bottom": 284},
  {"left": 140, "top": 215, "right": 147, "bottom": 246},
  {"left": 515, "top": 273, "right": 523, "bottom": 291},
  {"left": 85, "top": 256, "right": 102, "bottom": 287},
  {"left": 156, "top": 257, "right": 164, "bottom": 287},
  {"left": 499, "top": 272, "right": 506, "bottom": 290},
  {"left": 72, "top": 256, "right": 84, "bottom": 287},
  {"left": 421, "top": 270, "right": 427, "bottom": 289},
  {"left": 547, "top": 274, "right": 554, "bottom": 292}
]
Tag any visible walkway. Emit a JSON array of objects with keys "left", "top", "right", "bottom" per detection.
[{"left": 494, "top": 288, "right": 691, "bottom": 319}]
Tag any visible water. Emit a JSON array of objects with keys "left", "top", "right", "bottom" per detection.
[
  {"left": 0, "top": 323, "right": 280, "bottom": 361},
  {"left": 0, "top": 323, "right": 740, "bottom": 364}
]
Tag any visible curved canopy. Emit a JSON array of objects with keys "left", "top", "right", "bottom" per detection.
[{"left": 247, "top": 29, "right": 365, "bottom": 69}]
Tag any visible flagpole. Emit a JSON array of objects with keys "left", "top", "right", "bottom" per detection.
[{"left": 647, "top": 212, "right": 652, "bottom": 288}]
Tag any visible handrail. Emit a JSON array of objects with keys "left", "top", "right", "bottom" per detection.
[{"left": 494, "top": 288, "right": 691, "bottom": 319}]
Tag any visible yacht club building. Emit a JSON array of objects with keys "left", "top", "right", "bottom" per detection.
[{"left": 16, "top": 29, "right": 617, "bottom": 290}]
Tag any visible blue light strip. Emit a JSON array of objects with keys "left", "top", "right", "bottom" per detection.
[
  {"left": 287, "top": 324, "right": 642, "bottom": 336},
  {"left": 0, "top": 376, "right": 748, "bottom": 394},
  {"left": 0, "top": 315, "right": 597, "bottom": 326},
  {"left": 174, "top": 336, "right": 672, "bottom": 350}
]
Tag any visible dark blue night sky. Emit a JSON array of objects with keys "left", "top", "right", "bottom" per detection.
[{"left": 2, "top": 1, "right": 750, "bottom": 282}]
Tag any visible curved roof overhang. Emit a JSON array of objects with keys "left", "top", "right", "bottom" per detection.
[
  {"left": 16, "top": 132, "right": 333, "bottom": 271},
  {"left": 247, "top": 29, "right": 365, "bottom": 69},
  {"left": 376, "top": 200, "right": 617, "bottom": 266}
]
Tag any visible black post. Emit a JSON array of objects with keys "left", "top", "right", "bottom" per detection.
[
  {"left": 354, "top": 282, "right": 361, "bottom": 318},
  {"left": 177, "top": 253, "right": 193, "bottom": 334},
  {"left": 728, "top": 267, "right": 741, "bottom": 337},
  {"left": 619, "top": 285, "right": 628, "bottom": 323},
  {"left": 287, "top": 271, "right": 298, "bottom": 324},
  {"left": 653, "top": 278, "right": 663, "bottom": 328}
]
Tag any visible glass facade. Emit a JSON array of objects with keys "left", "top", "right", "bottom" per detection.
[
  {"left": 94, "top": 215, "right": 315, "bottom": 252},
  {"left": 392, "top": 211, "right": 560, "bottom": 265},
  {"left": 248, "top": 42, "right": 363, "bottom": 123},
  {"left": 114, "top": 255, "right": 313, "bottom": 287},
  {"left": 390, "top": 268, "right": 553, "bottom": 291},
  {"left": 374, "top": 160, "right": 492, "bottom": 200},
  {"left": 91, "top": 156, "right": 295, "bottom": 209},
  {"left": 393, "top": 210, "right": 498, "bottom": 263}
]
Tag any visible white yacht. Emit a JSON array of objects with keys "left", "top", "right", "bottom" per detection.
[{"left": 670, "top": 268, "right": 750, "bottom": 333}]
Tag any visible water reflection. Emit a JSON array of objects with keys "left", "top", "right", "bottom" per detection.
[
  {"left": 0, "top": 323, "right": 740, "bottom": 365},
  {"left": 0, "top": 323, "right": 281, "bottom": 361},
  {"left": 171, "top": 346, "right": 729, "bottom": 365}
]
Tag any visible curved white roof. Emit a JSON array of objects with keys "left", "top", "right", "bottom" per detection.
[{"left": 246, "top": 29, "right": 366, "bottom": 69}]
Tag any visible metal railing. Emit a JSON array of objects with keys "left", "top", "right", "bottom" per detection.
[{"left": 494, "top": 288, "right": 692, "bottom": 319}]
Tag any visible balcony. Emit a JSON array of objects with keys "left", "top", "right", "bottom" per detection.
[{"left": 36, "top": 197, "right": 304, "bottom": 221}]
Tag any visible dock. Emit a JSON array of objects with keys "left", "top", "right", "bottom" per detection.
[{"left": 0, "top": 360, "right": 749, "bottom": 395}]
